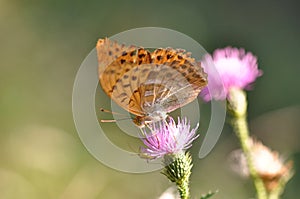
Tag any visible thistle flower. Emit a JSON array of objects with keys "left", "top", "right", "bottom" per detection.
[
  {"left": 140, "top": 117, "right": 199, "bottom": 159},
  {"left": 200, "top": 47, "right": 262, "bottom": 101},
  {"left": 230, "top": 138, "right": 293, "bottom": 193},
  {"left": 140, "top": 117, "right": 199, "bottom": 199}
]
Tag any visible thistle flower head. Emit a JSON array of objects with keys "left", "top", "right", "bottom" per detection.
[
  {"left": 200, "top": 47, "right": 262, "bottom": 101},
  {"left": 249, "top": 139, "right": 293, "bottom": 191},
  {"left": 140, "top": 117, "right": 199, "bottom": 159},
  {"left": 230, "top": 138, "right": 293, "bottom": 192}
]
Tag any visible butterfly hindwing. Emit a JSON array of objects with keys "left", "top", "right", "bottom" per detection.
[{"left": 148, "top": 48, "right": 207, "bottom": 113}]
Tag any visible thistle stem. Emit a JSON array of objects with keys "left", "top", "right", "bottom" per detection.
[
  {"left": 228, "top": 88, "right": 267, "bottom": 199},
  {"left": 268, "top": 192, "right": 279, "bottom": 199},
  {"left": 177, "top": 178, "right": 190, "bottom": 199},
  {"left": 268, "top": 169, "right": 293, "bottom": 199},
  {"left": 232, "top": 115, "right": 267, "bottom": 199}
]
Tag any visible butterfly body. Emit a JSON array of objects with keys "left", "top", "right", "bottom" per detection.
[{"left": 96, "top": 38, "right": 207, "bottom": 127}]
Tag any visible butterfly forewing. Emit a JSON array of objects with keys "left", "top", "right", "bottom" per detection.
[{"left": 97, "top": 39, "right": 152, "bottom": 116}]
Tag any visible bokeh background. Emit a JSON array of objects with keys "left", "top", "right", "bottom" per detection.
[{"left": 1, "top": 0, "right": 299, "bottom": 198}]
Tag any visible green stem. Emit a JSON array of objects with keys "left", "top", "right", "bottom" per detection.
[
  {"left": 268, "top": 169, "right": 294, "bottom": 199},
  {"left": 268, "top": 192, "right": 279, "bottom": 199},
  {"left": 232, "top": 115, "right": 267, "bottom": 199},
  {"left": 177, "top": 178, "right": 190, "bottom": 199},
  {"left": 228, "top": 88, "right": 267, "bottom": 199}
]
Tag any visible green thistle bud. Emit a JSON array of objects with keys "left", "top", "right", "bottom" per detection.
[{"left": 161, "top": 152, "right": 193, "bottom": 199}]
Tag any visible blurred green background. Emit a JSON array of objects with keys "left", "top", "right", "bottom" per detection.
[{"left": 1, "top": 0, "right": 299, "bottom": 198}]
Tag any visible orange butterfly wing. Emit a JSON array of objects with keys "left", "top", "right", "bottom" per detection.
[
  {"left": 97, "top": 38, "right": 151, "bottom": 116},
  {"left": 96, "top": 38, "right": 207, "bottom": 120}
]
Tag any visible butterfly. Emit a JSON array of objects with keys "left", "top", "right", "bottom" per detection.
[{"left": 96, "top": 38, "right": 207, "bottom": 127}]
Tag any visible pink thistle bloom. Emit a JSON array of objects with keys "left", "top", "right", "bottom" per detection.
[
  {"left": 140, "top": 117, "right": 199, "bottom": 159},
  {"left": 200, "top": 47, "right": 263, "bottom": 101}
]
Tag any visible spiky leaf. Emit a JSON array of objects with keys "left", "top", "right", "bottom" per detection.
[{"left": 200, "top": 190, "right": 218, "bottom": 199}]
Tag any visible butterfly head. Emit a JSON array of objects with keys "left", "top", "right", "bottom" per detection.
[{"left": 133, "top": 111, "right": 167, "bottom": 128}]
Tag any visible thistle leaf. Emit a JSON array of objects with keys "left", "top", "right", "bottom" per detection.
[{"left": 200, "top": 190, "right": 218, "bottom": 199}]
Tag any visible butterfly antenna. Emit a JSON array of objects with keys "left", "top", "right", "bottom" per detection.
[
  {"left": 100, "top": 108, "right": 127, "bottom": 116},
  {"left": 100, "top": 117, "right": 132, "bottom": 123}
]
